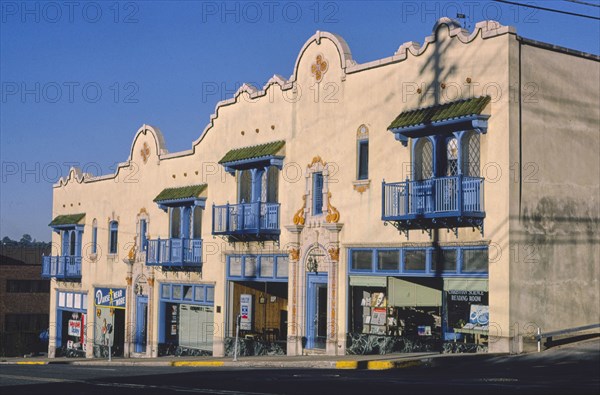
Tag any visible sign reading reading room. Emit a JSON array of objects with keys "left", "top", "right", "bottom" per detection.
[{"left": 95, "top": 287, "right": 126, "bottom": 309}]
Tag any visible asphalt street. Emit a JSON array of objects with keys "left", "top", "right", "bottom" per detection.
[{"left": 1, "top": 340, "right": 598, "bottom": 395}]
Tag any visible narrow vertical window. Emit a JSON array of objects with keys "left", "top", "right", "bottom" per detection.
[
  {"left": 462, "top": 131, "right": 480, "bottom": 177},
  {"left": 170, "top": 208, "right": 181, "bottom": 239},
  {"left": 238, "top": 170, "right": 252, "bottom": 203},
  {"left": 357, "top": 140, "right": 369, "bottom": 180},
  {"left": 69, "top": 231, "right": 76, "bottom": 256},
  {"left": 312, "top": 172, "right": 323, "bottom": 215},
  {"left": 414, "top": 138, "right": 433, "bottom": 180},
  {"left": 446, "top": 137, "right": 459, "bottom": 176},
  {"left": 109, "top": 221, "right": 118, "bottom": 254},
  {"left": 266, "top": 166, "right": 279, "bottom": 203},
  {"left": 192, "top": 206, "right": 202, "bottom": 239},
  {"left": 91, "top": 219, "right": 97, "bottom": 254},
  {"left": 139, "top": 219, "right": 147, "bottom": 251}
]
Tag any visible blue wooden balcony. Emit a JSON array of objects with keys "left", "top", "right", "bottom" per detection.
[
  {"left": 41, "top": 255, "right": 82, "bottom": 280},
  {"left": 146, "top": 238, "right": 202, "bottom": 268},
  {"left": 382, "top": 175, "right": 485, "bottom": 235},
  {"left": 212, "top": 202, "right": 280, "bottom": 241}
]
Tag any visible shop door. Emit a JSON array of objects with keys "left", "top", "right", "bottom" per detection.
[
  {"left": 306, "top": 273, "right": 328, "bottom": 349},
  {"left": 135, "top": 296, "right": 148, "bottom": 353}
]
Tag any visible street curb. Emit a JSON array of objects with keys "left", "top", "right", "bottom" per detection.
[{"left": 172, "top": 361, "right": 225, "bottom": 367}]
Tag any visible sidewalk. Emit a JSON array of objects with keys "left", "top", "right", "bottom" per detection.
[{"left": 0, "top": 350, "right": 504, "bottom": 370}]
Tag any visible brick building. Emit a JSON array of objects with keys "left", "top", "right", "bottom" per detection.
[{"left": 0, "top": 244, "right": 51, "bottom": 356}]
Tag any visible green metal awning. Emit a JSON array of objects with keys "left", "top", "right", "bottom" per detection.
[
  {"left": 219, "top": 141, "right": 285, "bottom": 164},
  {"left": 49, "top": 213, "right": 86, "bottom": 227},
  {"left": 388, "top": 96, "right": 491, "bottom": 145},
  {"left": 153, "top": 184, "right": 207, "bottom": 203}
]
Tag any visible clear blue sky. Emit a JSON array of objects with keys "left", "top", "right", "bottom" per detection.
[{"left": 1, "top": 0, "right": 599, "bottom": 242}]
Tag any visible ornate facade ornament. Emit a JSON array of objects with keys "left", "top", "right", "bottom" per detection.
[
  {"left": 288, "top": 248, "right": 300, "bottom": 261},
  {"left": 325, "top": 192, "right": 340, "bottom": 223},
  {"left": 126, "top": 276, "right": 132, "bottom": 286},
  {"left": 292, "top": 195, "right": 306, "bottom": 225},
  {"left": 148, "top": 278, "right": 154, "bottom": 287},
  {"left": 127, "top": 245, "right": 136, "bottom": 261},
  {"left": 141, "top": 142, "right": 150, "bottom": 163},
  {"left": 310, "top": 54, "right": 328, "bottom": 83},
  {"left": 353, "top": 184, "right": 369, "bottom": 193},
  {"left": 328, "top": 247, "right": 339, "bottom": 261},
  {"left": 309, "top": 155, "right": 326, "bottom": 169}
]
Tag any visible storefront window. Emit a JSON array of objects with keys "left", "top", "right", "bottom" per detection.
[
  {"left": 404, "top": 249, "right": 426, "bottom": 271},
  {"left": 244, "top": 256, "right": 257, "bottom": 277},
  {"left": 462, "top": 249, "right": 488, "bottom": 273},
  {"left": 260, "top": 257, "right": 274, "bottom": 277},
  {"left": 378, "top": 250, "right": 399, "bottom": 271},
  {"left": 183, "top": 285, "right": 193, "bottom": 300},
  {"left": 431, "top": 249, "right": 457, "bottom": 272},
  {"left": 161, "top": 284, "right": 170, "bottom": 298},
  {"left": 351, "top": 250, "right": 373, "bottom": 271},
  {"left": 229, "top": 257, "right": 242, "bottom": 276},
  {"left": 276, "top": 256, "right": 289, "bottom": 278},
  {"left": 172, "top": 285, "right": 182, "bottom": 300}
]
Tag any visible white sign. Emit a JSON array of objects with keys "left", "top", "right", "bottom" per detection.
[
  {"left": 68, "top": 320, "right": 82, "bottom": 337},
  {"left": 240, "top": 294, "right": 252, "bottom": 331}
]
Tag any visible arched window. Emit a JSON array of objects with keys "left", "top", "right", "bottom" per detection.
[
  {"left": 91, "top": 219, "right": 98, "bottom": 254},
  {"left": 446, "top": 137, "right": 459, "bottom": 176},
  {"left": 238, "top": 170, "right": 252, "bottom": 203},
  {"left": 462, "top": 131, "right": 480, "bottom": 177},
  {"left": 109, "top": 221, "right": 118, "bottom": 254},
  {"left": 414, "top": 138, "right": 433, "bottom": 180}
]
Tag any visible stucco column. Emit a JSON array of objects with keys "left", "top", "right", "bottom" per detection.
[
  {"left": 147, "top": 275, "right": 155, "bottom": 357},
  {"left": 285, "top": 224, "right": 303, "bottom": 356},
  {"left": 323, "top": 223, "right": 343, "bottom": 356}
]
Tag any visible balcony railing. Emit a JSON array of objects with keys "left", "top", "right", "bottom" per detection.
[
  {"left": 41, "top": 255, "right": 82, "bottom": 280},
  {"left": 212, "top": 202, "right": 280, "bottom": 240},
  {"left": 382, "top": 175, "right": 484, "bottom": 222},
  {"left": 146, "top": 238, "right": 202, "bottom": 268}
]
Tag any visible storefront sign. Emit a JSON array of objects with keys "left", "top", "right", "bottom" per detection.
[
  {"left": 94, "top": 287, "right": 126, "bottom": 309},
  {"left": 240, "top": 294, "right": 252, "bottom": 331},
  {"left": 68, "top": 319, "right": 82, "bottom": 337},
  {"left": 447, "top": 290, "right": 485, "bottom": 303}
]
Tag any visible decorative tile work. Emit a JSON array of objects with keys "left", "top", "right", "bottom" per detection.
[{"left": 310, "top": 54, "right": 328, "bottom": 83}]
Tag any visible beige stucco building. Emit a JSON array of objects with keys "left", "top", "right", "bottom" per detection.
[{"left": 44, "top": 18, "right": 599, "bottom": 359}]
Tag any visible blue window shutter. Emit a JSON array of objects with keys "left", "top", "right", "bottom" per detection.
[{"left": 313, "top": 172, "right": 323, "bottom": 215}]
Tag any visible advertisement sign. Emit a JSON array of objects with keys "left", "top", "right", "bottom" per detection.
[
  {"left": 469, "top": 304, "right": 489, "bottom": 326},
  {"left": 68, "top": 319, "right": 82, "bottom": 337},
  {"left": 95, "top": 287, "right": 126, "bottom": 309},
  {"left": 240, "top": 294, "right": 252, "bottom": 331}
]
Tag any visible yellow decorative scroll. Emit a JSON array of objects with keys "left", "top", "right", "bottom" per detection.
[
  {"left": 325, "top": 192, "right": 340, "bottom": 223},
  {"left": 292, "top": 195, "right": 306, "bottom": 225}
]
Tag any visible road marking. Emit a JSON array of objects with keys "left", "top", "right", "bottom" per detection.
[
  {"left": 15, "top": 361, "right": 47, "bottom": 365},
  {"left": 367, "top": 361, "right": 395, "bottom": 370},
  {"left": 0, "top": 374, "right": 71, "bottom": 383},
  {"left": 336, "top": 361, "right": 358, "bottom": 369},
  {"left": 171, "top": 361, "right": 225, "bottom": 367}
]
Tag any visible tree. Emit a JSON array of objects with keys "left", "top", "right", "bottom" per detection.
[{"left": 20, "top": 234, "right": 33, "bottom": 244}]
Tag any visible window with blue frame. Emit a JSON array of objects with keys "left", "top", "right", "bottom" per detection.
[
  {"left": 348, "top": 246, "right": 488, "bottom": 277},
  {"left": 91, "top": 219, "right": 97, "bottom": 254},
  {"left": 139, "top": 219, "right": 148, "bottom": 252},
  {"left": 238, "top": 170, "right": 252, "bottom": 203},
  {"left": 109, "top": 221, "right": 118, "bottom": 254},
  {"left": 227, "top": 255, "right": 289, "bottom": 281},
  {"left": 357, "top": 140, "right": 369, "bottom": 180},
  {"left": 312, "top": 172, "right": 323, "bottom": 215},
  {"left": 413, "top": 131, "right": 480, "bottom": 180}
]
